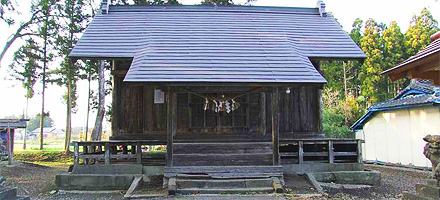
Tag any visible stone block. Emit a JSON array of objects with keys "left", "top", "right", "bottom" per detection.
[
  {"left": 415, "top": 183, "right": 440, "bottom": 199},
  {"left": 426, "top": 179, "right": 438, "bottom": 186},
  {"left": 72, "top": 164, "right": 142, "bottom": 175},
  {"left": 0, "top": 187, "right": 17, "bottom": 200},
  {"left": 402, "top": 191, "right": 433, "bottom": 200},
  {"left": 56, "top": 173, "right": 137, "bottom": 190},
  {"left": 309, "top": 170, "right": 381, "bottom": 186}
]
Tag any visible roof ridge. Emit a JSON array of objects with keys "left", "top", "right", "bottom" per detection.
[{"left": 108, "top": 5, "right": 321, "bottom": 15}]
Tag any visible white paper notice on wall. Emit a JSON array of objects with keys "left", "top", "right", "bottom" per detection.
[{"left": 154, "top": 89, "right": 164, "bottom": 104}]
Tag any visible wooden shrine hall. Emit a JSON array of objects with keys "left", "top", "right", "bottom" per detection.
[{"left": 60, "top": 0, "right": 367, "bottom": 194}]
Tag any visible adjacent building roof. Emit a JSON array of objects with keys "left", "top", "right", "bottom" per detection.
[
  {"left": 0, "top": 119, "right": 27, "bottom": 129},
  {"left": 381, "top": 31, "right": 440, "bottom": 86},
  {"left": 70, "top": 4, "right": 366, "bottom": 83},
  {"left": 32, "top": 127, "right": 64, "bottom": 134},
  {"left": 351, "top": 80, "right": 440, "bottom": 130}
]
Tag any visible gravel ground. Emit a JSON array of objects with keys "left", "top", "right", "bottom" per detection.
[
  {"left": 321, "top": 164, "right": 430, "bottom": 199},
  {"left": 0, "top": 162, "right": 432, "bottom": 199}
]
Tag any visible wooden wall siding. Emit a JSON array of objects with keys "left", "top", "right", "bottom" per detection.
[
  {"left": 265, "top": 86, "right": 320, "bottom": 135},
  {"left": 111, "top": 62, "right": 321, "bottom": 138}
]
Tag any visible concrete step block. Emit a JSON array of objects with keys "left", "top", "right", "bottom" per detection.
[
  {"left": 416, "top": 183, "right": 440, "bottom": 198},
  {"left": 402, "top": 191, "right": 434, "bottom": 200},
  {"left": 177, "top": 187, "right": 274, "bottom": 195},
  {"left": 0, "top": 187, "right": 17, "bottom": 200},
  {"left": 426, "top": 179, "right": 439, "bottom": 186}
]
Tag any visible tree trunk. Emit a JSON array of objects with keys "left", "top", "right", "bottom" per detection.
[
  {"left": 85, "top": 70, "right": 91, "bottom": 141},
  {"left": 39, "top": 4, "right": 49, "bottom": 150},
  {"left": 64, "top": 60, "right": 72, "bottom": 152},
  {"left": 343, "top": 61, "right": 348, "bottom": 101},
  {"left": 91, "top": 60, "right": 105, "bottom": 141}
]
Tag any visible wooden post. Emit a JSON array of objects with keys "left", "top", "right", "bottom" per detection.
[
  {"left": 83, "top": 145, "right": 88, "bottom": 164},
  {"left": 271, "top": 87, "right": 280, "bottom": 165},
  {"left": 74, "top": 142, "right": 79, "bottom": 165},
  {"left": 105, "top": 142, "right": 110, "bottom": 165},
  {"left": 166, "top": 88, "right": 177, "bottom": 167},
  {"left": 7, "top": 128, "right": 13, "bottom": 165},
  {"left": 259, "top": 92, "right": 266, "bottom": 135},
  {"left": 357, "top": 140, "right": 362, "bottom": 163},
  {"left": 298, "top": 140, "right": 303, "bottom": 164},
  {"left": 137, "top": 142, "right": 142, "bottom": 164},
  {"left": 328, "top": 140, "right": 334, "bottom": 164}
]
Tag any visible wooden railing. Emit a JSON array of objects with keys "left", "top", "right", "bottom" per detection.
[
  {"left": 73, "top": 139, "right": 362, "bottom": 166},
  {"left": 279, "top": 139, "right": 362, "bottom": 164},
  {"left": 73, "top": 140, "right": 166, "bottom": 165}
]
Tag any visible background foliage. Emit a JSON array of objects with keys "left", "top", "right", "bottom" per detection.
[{"left": 322, "top": 8, "right": 439, "bottom": 138}]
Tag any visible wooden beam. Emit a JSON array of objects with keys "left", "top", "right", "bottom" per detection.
[
  {"left": 111, "top": 69, "right": 128, "bottom": 75},
  {"left": 384, "top": 52, "right": 440, "bottom": 75},
  {"left": 414, "top": 59, "right": 440, "bottom": 72},
  {"left": 408, "top": 69, "right": 440, "bottom": 81},
  {"left": 271, "top": 87, "right": 280, "bottom": 165},
  {"left": 389, "top": 71, "right": 406, "bottom": 82},
  {"left": 166, "top": 88, "right": 177, "bottom": 167}
]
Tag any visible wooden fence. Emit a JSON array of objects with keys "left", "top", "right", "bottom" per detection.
[
  {"left": 280, "top": 139, "right": 362, "bottom": 164},
  {"left": 73, "top": 140, "right": 166, "bottom": 165}
]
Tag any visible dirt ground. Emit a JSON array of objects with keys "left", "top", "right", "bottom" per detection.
[{"left": 0, "top": 162, "right": 431, "bottom": 200}]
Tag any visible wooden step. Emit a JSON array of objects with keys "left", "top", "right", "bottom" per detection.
[
  {"left": 165, "top": 165, "right": 283, "bottom": 178},
  {"left": 173, "top": 142, "right": 272, "bottom": 154},
  {"left": 176, "top": 178, "right": 273, "bottom": 189},
  {"left": 172, "top": 142, "right": 274, "bottom": 166},
  {"left": 173, "top": 153, "right": 273, "bottom": 166}
]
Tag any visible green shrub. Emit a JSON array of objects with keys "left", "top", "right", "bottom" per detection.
[{"left": 322, "top": 88, "right": 366, "bottom": 138}]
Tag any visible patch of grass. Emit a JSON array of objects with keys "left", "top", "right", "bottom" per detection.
[{"left": 14, "top": 150, "right": 73, "bottom": 167}]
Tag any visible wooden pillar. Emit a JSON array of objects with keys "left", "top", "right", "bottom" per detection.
[
  {"left": 298, "top": 140, "right": 304, "bottom": 164},
  {"left": 137, "top": 142, "right": 142, "bottom": 164},
  {"left": 166, "top": 88, "right": 177, "bottom": 167},
  {"left": 259, "top": 92, "right": 266, "bottom": 135},
  {"left": 271, "top": 87, "right": 280, "bottom": 165}
]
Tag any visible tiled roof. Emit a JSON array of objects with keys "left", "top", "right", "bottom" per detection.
[
  {"left": 70, "top": 5, "right": 366, "bottom": 83},
  {"left": 351, "top": 80, "right": 440, "bottom": 130},
  {"left": 382, "top": 38, "right": 440, "bottom": 75}
]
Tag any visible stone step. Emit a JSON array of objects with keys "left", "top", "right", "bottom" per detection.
[
  {"left": 416, "top": 183, "right": 440, "bottom": 199},
  {"left": 176, "top": 178, "right": 273, "bottom": 189},
  {"left": 402, "top": 191, "right": 435, "bottom": 200},
  {"left": 177, "top": 187, "right": 274, "bottom": 195},
  {"left": 0, "top": 187, "right": 17, "bottom": 200}
]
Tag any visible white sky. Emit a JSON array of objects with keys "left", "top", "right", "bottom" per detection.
[{"left": 0, "top": 0, "right": 439, "bottom": 131}]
